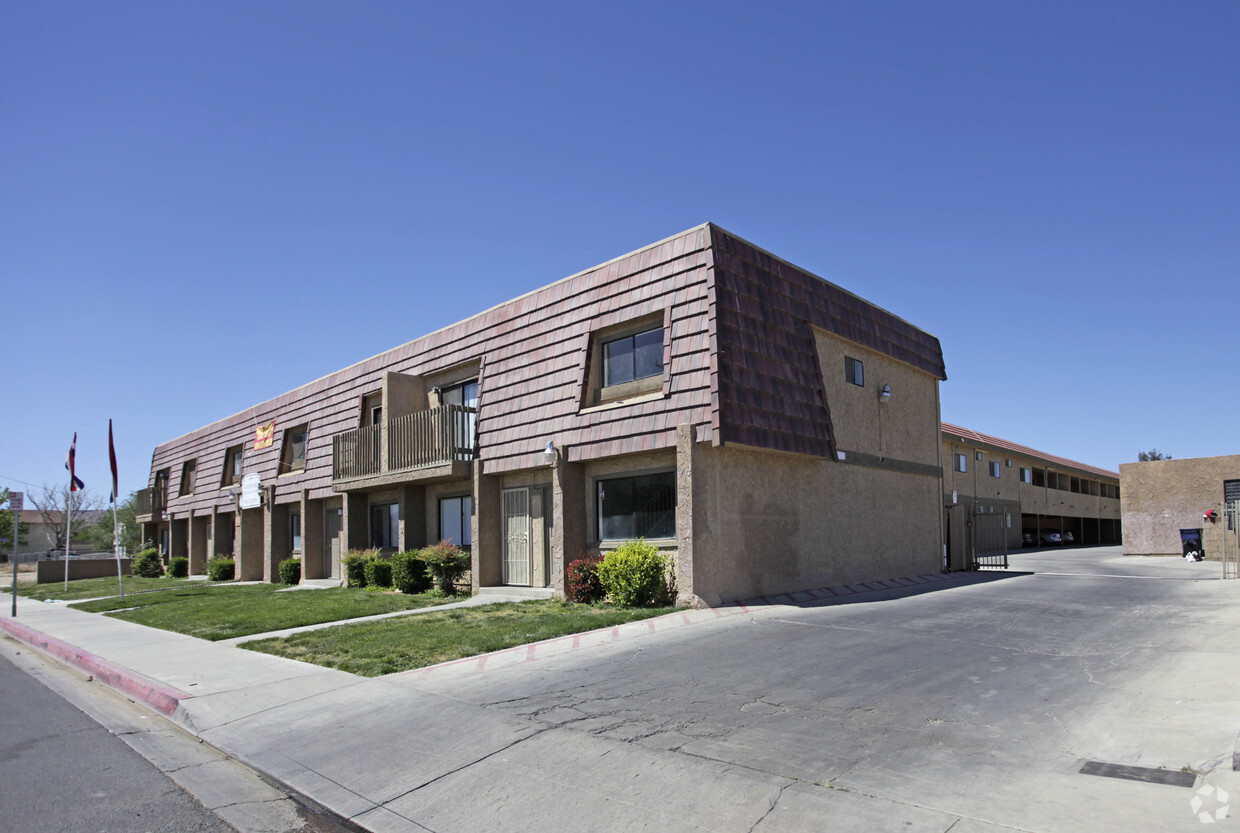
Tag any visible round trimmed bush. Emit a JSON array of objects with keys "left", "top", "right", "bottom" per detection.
[
  {"left": 596, "top": 539, "right": 670, "bottom": 608},
  {"left": 391, "top": 551, "right": 431, "bottom": 594},
  {"left": 131, "top": 548, "right": 164, "bottom": 578},
  {"left": 206, "top": 557, "right": 235, "bottom": 581},
  {"left": 169, "top": 556, "right": 189, "bottom": 578},
  {"left": 278, "top": 557, "right": 301, "bottom": 585},
  {"left": 363, "top": 557, "right": 393, "bottom": 588}
]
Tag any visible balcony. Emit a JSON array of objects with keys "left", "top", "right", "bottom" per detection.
[
  {"left": 133, "top": 486, "right": 167, "bottom": 520},
  {"left": 332, "top": 405, "right": 476, "bottom": 488}
]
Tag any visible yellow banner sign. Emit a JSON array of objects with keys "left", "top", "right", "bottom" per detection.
[{"left": 254, "top": 421, "right": 275, "bottom": 450}]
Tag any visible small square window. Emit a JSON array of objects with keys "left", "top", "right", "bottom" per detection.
[{"left": 845, "top": 356, "right": 864, "bottom": 387}]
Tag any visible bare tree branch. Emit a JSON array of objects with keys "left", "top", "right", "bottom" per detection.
[{"left": 25, "top": 484, "right": 104, "bottom": 553}]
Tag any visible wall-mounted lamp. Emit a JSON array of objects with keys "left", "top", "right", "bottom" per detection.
[
  {"left": 544, "top": 441, "right": 558, "bottom": 467},
  {"left": 879, "top": 384, "right": 891, "bottom": 403},
  {"left": 431, "top": 386, "right": 441, "bottom": 395},
  {"left": 225, "top": 489, "right": 237, "bottom": 503}
]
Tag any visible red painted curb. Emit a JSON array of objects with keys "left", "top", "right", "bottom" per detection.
[{"left": 0, "top": 616, "right": 186, "bottom": 716}]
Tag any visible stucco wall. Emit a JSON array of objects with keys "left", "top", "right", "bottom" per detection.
[
  {"left": 687, "top": 442, "right": 941, "bottom": 604},
  {"left": 1120, "top": 455, "right": 1240, "bottom": 558}
]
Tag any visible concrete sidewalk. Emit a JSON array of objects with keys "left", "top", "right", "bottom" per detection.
[{"left": 3, "top": 553, "right": 1239, "bottom": 832}]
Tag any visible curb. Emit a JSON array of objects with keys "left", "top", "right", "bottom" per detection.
[{"left": 0, "top": 615, "right": 187, "bottom": 717}]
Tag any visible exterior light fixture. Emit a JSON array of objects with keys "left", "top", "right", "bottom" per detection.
[
  {"left": 879, "top": 384, "right": 891, "bottom": 402},
  {"left": 544, "top": 441, "right": 557, "bottom": 467}
]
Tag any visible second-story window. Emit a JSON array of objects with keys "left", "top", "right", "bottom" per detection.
[
  {"left": 179, "top": 460, "right": 197, "bottom": 495},
  {"left": 845, "top": 356, "right": 864, "bottom": 386},
  {"left": 279, "top": 425, "right": 309, "bottom": 474},
  {"left": 222, "top": 445, "right": 244, "bottom": 486},
  {"left": 604, "top": 327, "right": 663, "bottom": 387},
  {"left": 989, "top": 461, "right": 1001, "bottom": 478}
]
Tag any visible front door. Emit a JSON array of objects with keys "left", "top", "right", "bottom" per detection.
[
  {"left": 324, "top": 508, "right": 341, "bottom": 579},
  {"left": 502, "top": 487, "right": 530, "bottom": 586}
]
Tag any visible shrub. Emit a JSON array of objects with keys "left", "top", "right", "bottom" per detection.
[
  {"left": 278, "top": 557, "right": 301, "bottom": 585},
  {"left": 206, "top": 557, "right": 235, "bottom": 581},
  {"left": 169, "top": 556, "right": 189, "bottom": 578},
  {"left": 364, "top": 557, "right": 393, "bottom": 588},
  {"left": 565, "top": 551, "right": 605, "bottom": 603},
  {"left": 596, "top": 539, "right": 670, "bottom": 607},
  {"left": 131, "top": 548, "right": 164, "bottom": 579},
  {"left": 421, "top": 541, "right": 470, "bottom": 595},
  {"left": 391, "top": 550, "right": 431, "bottom": 594},
  {"left": 343, "top": 549, "right": 378, "bottom": 588}
]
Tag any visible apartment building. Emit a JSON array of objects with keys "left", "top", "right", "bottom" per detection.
[
  {"left": 136, "top": 224, "right": 948, "bottom": 606},
  {"left": 941, "top": 423, "right": 1122, "bottom": 569},
  {"left": 1120, "top": 454, "right": 1240, "bottom": 561}
]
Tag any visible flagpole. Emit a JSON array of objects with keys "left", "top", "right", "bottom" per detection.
[
  {"left": 110, "top": 420, "right": 124, "bottom": 600},
  {"left": 63, "top": 490, "right": 71, "bottom": 592}
]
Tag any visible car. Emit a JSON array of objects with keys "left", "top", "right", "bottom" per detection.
[
  {"left": 1062, "top": 531, "right": 1075, "bottom": 545},
  {"left": 1039, "top": 532, "right": 1063, "bottom": 546},
  {"left": 1022, "top": 533, "right": 1035, "bottom": 547}
]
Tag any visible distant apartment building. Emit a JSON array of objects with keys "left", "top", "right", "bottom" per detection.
[
  {"left": 1120, "top": 454, "right": 1240, "bottom": 561},
  {"left": 135, "top": 224, "right": 949, "bottom": 605},
  {"left": 941, "top": 423, "right": 1121, "bottom": 569}
]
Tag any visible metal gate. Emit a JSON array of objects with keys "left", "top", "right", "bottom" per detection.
[
  {"left": 1223, "top": 501, "right": 1240, "bottom": 580},
  {"left": 971, "top": 509, "right": 1009, "bottom": 569},
  {"left": 502, "top": 488, "right": 530, "bottom": 586}
]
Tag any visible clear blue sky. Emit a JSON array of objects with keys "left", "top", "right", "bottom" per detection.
[{"left": 3, "top": 1, "right": 1236, "bottom": 501}]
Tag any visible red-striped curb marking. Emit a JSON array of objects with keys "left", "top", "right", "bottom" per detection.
[{"left": 0, "top": 615, "right": 186, "bottom": 716}]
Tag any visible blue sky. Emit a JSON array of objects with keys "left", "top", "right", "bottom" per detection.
[{"left": 2, "top": 1, "right": 1236, "bottom": 501}]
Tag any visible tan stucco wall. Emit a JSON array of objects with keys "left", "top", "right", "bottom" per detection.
[
  {"left": 1120, "top": 455, "right": 1240, "bottom": 558},
  {"left": 813, "top": 328, "right": 940, "bottom": 466},
  {"left": 686, "top": 442, "right": 941, "bottom": 604}
]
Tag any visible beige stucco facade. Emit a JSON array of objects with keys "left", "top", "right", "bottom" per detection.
[{"left": 1120, "top": 455, "right": 1240, "bottom": 560}]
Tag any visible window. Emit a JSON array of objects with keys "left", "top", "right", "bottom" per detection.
[
  {"left": 221, "top": 445, "right": 244, "bottom": 486},
  {"left": 370, "top": 503, "right": 399, "bottom": 549},
  {"left": 1019, "top": 467, "right": 1032, "bottom": 484},
  {"left": 440, "top": 380, "right": 479, "bottom": 451},
  {"left": 154, "top": 468, "right": 170, "bottom": 511},
  {"left": 1032, "top": 468, "right": 1045, "bottom": 487},
  {"left": 362, "top": 392, "right": 383, "bottom": 427},
  {"left": 604, "top": 328, "right": 663, "bottom": 387},
  {"left": 290, "top": 511, "right": 302, "bottom": 552},
  {"left": 597, "top": 472, "right": 676, "bottom": 541},
  {"left": 1006, "top": 460, "right": 1013, "bottom": 468},
  {"left": 179, "top": 459, "right": 197, "bottom": 496},
  {"left": 953, "top": 453, "right": 967, "bottom": 473},
  {"left": 279, "top": 425, "right": 309, "bottom": 474},
  {"left": 989, "top": 461, "right": 1000, "bottom": 478},
  {"left": 975, "top": 451, "right": 983, "bottom": 462},
  {"left": 439, "top": 496, "right": 473, "bottom": 548},
  {"left": 845, "top": 356, "right": 864, "bottom": 386}
]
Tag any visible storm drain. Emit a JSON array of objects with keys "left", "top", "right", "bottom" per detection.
[{"left": 1079, "top": 760, "right": 1196, "bottom": 788}]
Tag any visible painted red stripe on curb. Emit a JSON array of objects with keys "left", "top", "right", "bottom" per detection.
[{"left": 0, "top": 617, "right": 185, "bottom": 716}]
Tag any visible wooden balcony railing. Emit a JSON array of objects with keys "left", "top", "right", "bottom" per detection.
[{"left": 332, "top": 405, "right": 476, "bottom": 483}]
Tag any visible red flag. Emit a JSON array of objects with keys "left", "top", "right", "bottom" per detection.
[
  {"left": 109, "top": 420, "right": 119, "bottom": 503},
  {"left": 66, "top": 432, "right": 85, "bottom": 492}
]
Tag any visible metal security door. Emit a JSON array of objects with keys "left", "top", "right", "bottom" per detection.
[
  {"left": 502, "top": 488, "right": 530, "bottom": 586},
  {"left": 970, "top": 509, "right": 1009, "bottom": 569}
]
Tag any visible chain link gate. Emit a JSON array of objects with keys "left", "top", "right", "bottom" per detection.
[{"left": 970, "top": 509, "right": 1009, "bottom": 569}]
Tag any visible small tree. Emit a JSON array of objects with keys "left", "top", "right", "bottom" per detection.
[
  {"left": 78, "top": 492, "right": 142, "bottom": 553},
  {"left": 1137, "top": 449, "right": 1172, "bottom": 462},
  {"left": 421, "top": 541, "right": 470, "bottom": 595},
  {"left": 26, "top": 484, "right": 103, "bottom": 552}
]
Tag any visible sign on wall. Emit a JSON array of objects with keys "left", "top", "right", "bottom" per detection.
[
  {"left": 254, "top": 421, "right": 275, "bottom": 450},
  {"left": 239, "top": 473, "right": 263, "bottom": 510}
]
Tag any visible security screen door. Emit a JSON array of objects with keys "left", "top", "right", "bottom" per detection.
[{"left": 502, "top": 487, "right": 530, "bottom": 586}]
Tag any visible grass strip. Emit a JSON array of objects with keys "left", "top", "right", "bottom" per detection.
[
  {"left": 13, "top": 575, "right": 195, "bottom": 601},
  {"left": 243, "top": 600, "right": 676, "bottom": 676},
  {"left": 72, "top": 584, "right": 445, "bottom": 641}
]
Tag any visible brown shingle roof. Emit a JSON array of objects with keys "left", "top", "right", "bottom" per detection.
[{"left": 941, "top": 422, "right": 1119, "bottom": 480}]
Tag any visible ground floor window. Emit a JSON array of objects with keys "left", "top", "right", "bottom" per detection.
[
  {"left": 597, "top": 472, "right": 676, "bottom": 541},
  {"left": 439, "top": 496, "right": 472, "bottom": 548},
  {"left": 370, "top": 503, "right": 399, "bottom": 549},
  {"left": 290, "top": 511, "right": 302, "bottom": 552}
]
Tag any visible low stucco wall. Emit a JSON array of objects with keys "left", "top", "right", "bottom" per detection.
[
  {"left": 1120, "top": 455, "right": 1240, "bottom": 559},
  {"left": 685, "top": 441, "right": 941, "bottom": 603},
  {"left": 37, "top": 558, "right": 131, "bottom": 583}
]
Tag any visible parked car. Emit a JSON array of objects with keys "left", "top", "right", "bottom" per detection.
[
  {"left": 1039, "top": 532, "right": 1063, "bottom": 546},
  {"left": 1022, "top": 533, "right": 1035, "bottom": 547},
  {"left": 1062, "top": 531, "right": 1075, "bottom": 545}
]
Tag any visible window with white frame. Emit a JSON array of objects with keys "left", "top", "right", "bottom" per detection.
[
  {"left": 989, "top": 461, "right": 1001, "bottom": 478},
  {"left": 953, "top": 453, "right": 967, "bottom": 473},
  {"left": 1019, "top": 467, "right": 1032, "bottom": 484}
]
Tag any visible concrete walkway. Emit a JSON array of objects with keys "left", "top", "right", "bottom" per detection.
[{"left": 3, "top": 550, "right": 1238, "bottom": 832}]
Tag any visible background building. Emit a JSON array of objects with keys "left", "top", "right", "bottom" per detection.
[{"left": 1120, "top": 455, "right": 1240, "bottom": 561}]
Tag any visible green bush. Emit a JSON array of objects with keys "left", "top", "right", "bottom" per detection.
[
  {"left": 278, "top": 557, "right": 301, "bottom": 585},
  {"left": 596, "top": 539, "right": 670, "bottom": 607},
  {"left": 168, "top": 556, "right": 189, "bottom": 578},
  {"left": 391, "top": 550, "right": 431, "bottom": 594},
  {"left": 565, "top": 551, "right": 605, "bottom": 603},
  {"left": 131, "top": 548, "right": 164, "bottom": 579},
  {"left": 206, "top": 557, "right": 235, "bottom": 581},
  {"left": 343, "top": 549, "right": 378, "bottom": 588},
  {"left": 364, "top": 557, "right": 393, "bottom": 588},
  {"left": 421, "top": 541, "right": 470, "bottom": 595}
]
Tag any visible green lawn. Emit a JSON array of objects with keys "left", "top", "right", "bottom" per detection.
[
  {"left": 12, "top": 575, "right": 191, "bottom": 601},
  {"left": 244, "top": 600, "right": 676, "bottom": 676},
  {"left": 71, "top": 584, "right": 446, "bottom": 641}
]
